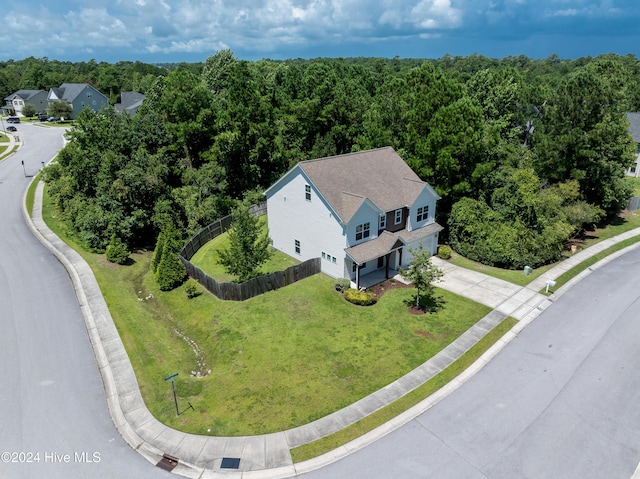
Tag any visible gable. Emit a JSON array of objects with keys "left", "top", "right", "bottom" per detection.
[
  {"left": 265, "top": 164, "right": 344, "bottom": 224},
  {"left": 297, "top": 147, "right": 438, "bottom": 223}
]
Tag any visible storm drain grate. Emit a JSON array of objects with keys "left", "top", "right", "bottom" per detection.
[
  {"left": 221, "top": 457, "right": 241, "bottom": 469},
  {"left": 157, "top": 453, "right": 179, "bottom": 471}
]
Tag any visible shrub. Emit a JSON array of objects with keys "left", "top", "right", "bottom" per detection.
[
  {"left": 334, "top": 278, "right": 351, "bottom": 292},
  {"left": 105, "top": 234, "right": 129, "bottom": 265},
  {"left": 344, "top": 288, "right": 377, "bottom": 306},
  {"left": 155, "top": 251, "right": 186, "bottom": 291},
  {"left": 184, "top": 280, "right": 201, "bottom": 299},
  {"left": 437, "top": 245, "right": 452, "bottom": 260}
]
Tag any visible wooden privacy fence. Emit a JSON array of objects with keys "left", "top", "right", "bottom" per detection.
[
  {"left": 180, "top": 202, "right": 267, "bottom": 261},
  {"left": 181, "top": 257, "right": 321, "bottom": 301},
  {"left": 179, "top": 201, "right": 321, "bottom": 301}
]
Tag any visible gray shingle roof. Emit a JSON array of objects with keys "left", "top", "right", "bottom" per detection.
[
  {"left": 57, "top": 83, "right": 89, "bottom": 102},
  {"left": 345, "top": 222, "right": 444, "bottom": 264},
  {"left": 627, "top": 112, "right": 640, "bottom": 143},
  {"left": 4, "top": 89, "right": 44, "bottom": 101},
  {"left": 118, "top": 91, "right": 145, "bottom": 109},
  {"left": 299, "top": 147, "right": 433, "bottom": 223}
]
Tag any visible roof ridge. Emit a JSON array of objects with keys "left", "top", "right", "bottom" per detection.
[
  {"left": 301, "top": 146, "right": 393, "bottom": 164},
  {"left": 402, "top": 177, "right": 425, "bottom": 184}
]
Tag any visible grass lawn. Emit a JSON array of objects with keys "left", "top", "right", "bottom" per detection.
[
  {"left": 190, "top": 216, "right": 299, "bottom": 282},
  {"left": 40, "top": 184, "right": 493, "bottom": 437},
  {"left": 291, "top": 315, "right": 517, "bottom": 462}
]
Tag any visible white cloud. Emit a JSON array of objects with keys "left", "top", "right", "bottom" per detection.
[
  {"left": 0, "top": 0, "right": 638, "bottom": 60},
  {"left": 411, "top": 0, "right": 462, "bottom": 29}
]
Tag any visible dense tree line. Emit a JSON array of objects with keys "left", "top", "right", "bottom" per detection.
[
  {"left": 0, "top": 56, "right": 168, "bottom": 104},
  {"left": 41, "top": 51, "right": 640, "bottom": 269}
]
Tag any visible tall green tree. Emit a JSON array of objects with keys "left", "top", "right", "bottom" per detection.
[
  {"left": 153, "top": 224, "right": 186, "bottom": 290},
  {"left": 533, "top": 63, "right": 636, "bottom": 215},
  {"left": 217, "top": 202, "right": 272, "bottom": 283}
]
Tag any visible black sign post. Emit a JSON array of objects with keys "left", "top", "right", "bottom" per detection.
[{"left": 164, "top": 373, "right": 179, "bottom": 416}]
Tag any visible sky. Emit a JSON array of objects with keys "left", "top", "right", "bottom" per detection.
[{"left": 1, "top": 0, "right": 639, "bottom": 64}]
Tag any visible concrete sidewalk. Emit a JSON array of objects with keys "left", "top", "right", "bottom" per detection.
[
  {"left": 24, "top": 179, "right": 640, "bottom": 479},
  {"left": 0, "top": 127, "right": 19, "bottom": 161}
]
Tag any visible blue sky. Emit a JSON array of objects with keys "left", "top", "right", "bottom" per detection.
[{"left": 2, "top": 1, "right": 639, "bottom": 63}]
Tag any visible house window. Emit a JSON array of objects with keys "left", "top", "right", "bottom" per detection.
[
  {"left": 394, "top": 209, "right": 402, "bottom": 225},
  {"left": 379, "top": 214, "right": 386, "bottom": 230},
  {"left": 355, "top": 222, "right": 370, "bottom": 241},
  {"left": 416, "top": 205, "right": 429, "bottom": 222},
  {"left": 295, "top": 239, "right": 301, "bottom": 254},
  {"left": 305, "top": 184, "right": 311, "bottom": 201},
  {"left": 322, "top": 251, "right": 335, "bottom": 262}
]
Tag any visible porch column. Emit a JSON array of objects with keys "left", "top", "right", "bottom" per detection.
[{"left": 385, "top": 253, "right": 391, "bottom": 279}]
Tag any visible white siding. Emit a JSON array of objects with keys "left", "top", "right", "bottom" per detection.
[
  {"left": 267, "top": 170, "right": 346, "bottom": 278},
  {"left": 406, "top": 188, "right": 438, "bottom": 232},
  {"left": 403, "top": 233, "right": 439, "bottom": 267}
]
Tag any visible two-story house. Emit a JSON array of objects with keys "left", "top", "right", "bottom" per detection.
[
  {"left": 47, "top": 83, "right": 109, "bottom": 119},
  {"left": 265, "top": 147, "right": 443, "bottom": 289},
  {"left": 3, "top": 90, "right": 48, "bottom": 116}
]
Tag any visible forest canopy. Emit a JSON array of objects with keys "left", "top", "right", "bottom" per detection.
[{"left": 37, "top": 51, "right": 639, "bottom": 269}]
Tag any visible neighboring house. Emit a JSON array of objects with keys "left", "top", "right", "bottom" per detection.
[
  {"left": 626, "top": 112, "right": 640, "bottom": 177},
  {"left": 47, "top": 83, "right": 109, "bottom": 119},
  {"left": 3, "top": 90, "right": 48, "bottom": 116},
  {"left": 265, "top": 147, "right": 443, "bottom": 289},
  {"left": 115, "top": 91, "right": 145, "bottom": 116}
]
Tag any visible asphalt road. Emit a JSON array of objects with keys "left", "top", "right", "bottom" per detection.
[
  {"left": 0, "top": 123, "right": 170, "bottom": 479},
  {"left": 301, "top": 246, "right": 640, "bottom": 478}
]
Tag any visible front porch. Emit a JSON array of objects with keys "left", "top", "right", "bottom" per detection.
[{"left": 351, "top": 268, "right": 410, "bottom": 289}]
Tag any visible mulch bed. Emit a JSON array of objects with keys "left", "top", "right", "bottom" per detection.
[
  {"left": 366, "top": 278, "right": 411, "bottom": 301},
  {"left": 365, "top": 279, "right": 430, "bottom": 315},
  {"left": 408, "top": 305, "right": 427, "bottom": 315}
]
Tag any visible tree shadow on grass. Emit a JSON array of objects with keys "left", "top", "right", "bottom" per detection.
[{"left": 404, "top": 291, "right": 445, "bottom": 315}]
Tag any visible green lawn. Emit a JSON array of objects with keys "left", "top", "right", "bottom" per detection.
[
  {"left": 448, "top": 251, "right": 556, "bottom": 286},
  {"left": 291, "top": 315, "right": 518, "bottom": 462},
  {"left": 190, "top": 216, "right": 299, "bottom": 282},
  {"left": 40, "top": 184, "right": 493, "bottom": 437}
]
